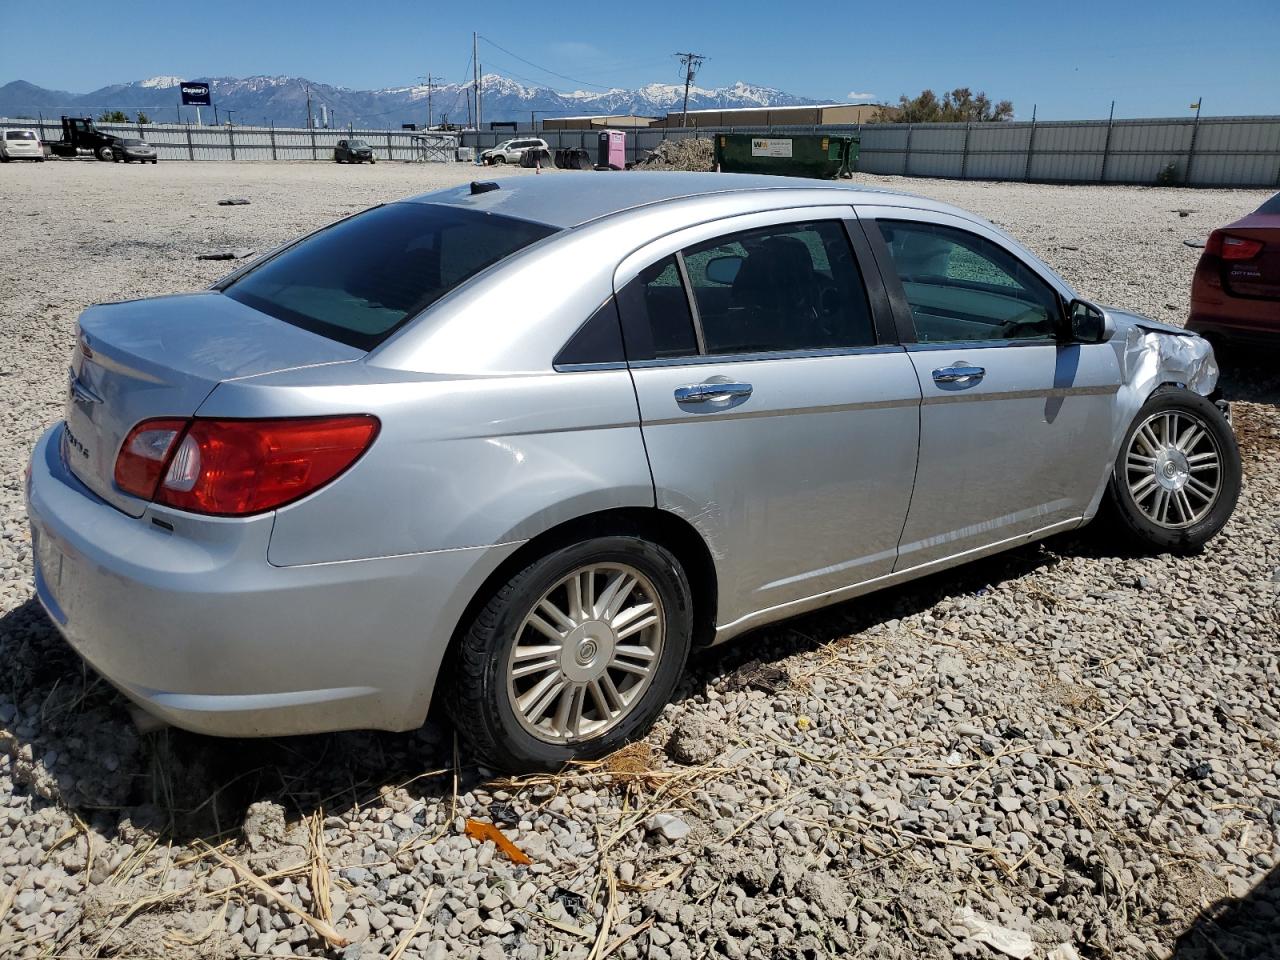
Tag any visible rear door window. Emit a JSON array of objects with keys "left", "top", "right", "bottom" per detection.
[
  {"left": 682, "top": 221, "right": 876, "bottom": 354},
  {"left": 225, "top": 203, "right": 557, "bottom": 350},
  {"left": 617, "top": 256, "right": 699, "bottom": 359}
]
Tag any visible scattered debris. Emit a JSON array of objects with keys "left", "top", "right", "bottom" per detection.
[
  {"left": 197, "top": 247, "right": 255, "bottom": 260},
  {"left": 952, "top": 906, "right": 1036, "bottom": 959},
  {"left": 638, "top": 137, "right": 715, "bottom": 172},
  {"left": 217, "top": 197, "right": 250, "bottom": 205},
  {"left": 463, "top": 818, "right": 532, "bottom": 865},
  {"left": 722, "top": 659, "right": 788, "bottom": 694},
  {"left": 1184, "top": 238, "right": 1207, "bottom": 248}
]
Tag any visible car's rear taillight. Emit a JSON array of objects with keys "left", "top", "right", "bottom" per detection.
[
  {"left": 115, "top": 419, "right": 188, "bottom": 500},
  {"left": 1205, "top": 230, "right": 1265, "bottom": 261},
  {"left": 114, "top": 415, "right": 379, "bottom": 516}
]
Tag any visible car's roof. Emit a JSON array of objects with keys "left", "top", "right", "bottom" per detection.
[{"left": 406, "top": 171, "right": 960, "bottom": 230}]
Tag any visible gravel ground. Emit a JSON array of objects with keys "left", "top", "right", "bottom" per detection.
[{"left": 0, "top": 161, "right": 1277, "bottom": 960}]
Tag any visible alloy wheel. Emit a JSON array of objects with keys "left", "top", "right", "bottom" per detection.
[
  {"left": 506, "top": 563, "right": 665, "bottom": 744},
  {"left": 1125, "top": 409, "right": 1222, "bottom": 528}
]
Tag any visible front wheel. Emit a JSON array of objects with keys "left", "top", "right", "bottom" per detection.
[
  {"left": 97, "top": 145, "right": 115, "bottom": 161},
  {"left": 446, "top": 536, "right": 693, "bottom": 771},
  {"left": 1105, "top": 387, "right": 1240, "bottom": 553}
]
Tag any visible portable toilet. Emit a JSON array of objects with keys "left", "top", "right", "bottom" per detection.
[{"left": 596, "top": 130, "right": 626, "bottom": 170}]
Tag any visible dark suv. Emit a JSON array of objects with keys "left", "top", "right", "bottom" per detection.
[{"left": 334, "top": 139, "right": 375, "bottom": 164}]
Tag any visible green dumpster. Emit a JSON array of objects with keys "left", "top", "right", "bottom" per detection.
[{"left": 714, "top": 133, "right": 858, "bottom": 179}]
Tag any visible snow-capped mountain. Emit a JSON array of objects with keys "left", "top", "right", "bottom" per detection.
[{"left": 0, "top": 73, "right": 827, "bottom": 127}]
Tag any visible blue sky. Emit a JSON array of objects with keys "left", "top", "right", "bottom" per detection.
[{"left": 4, "top": 0, "right": 1277, "bottom": 119}]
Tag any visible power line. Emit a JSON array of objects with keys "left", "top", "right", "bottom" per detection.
[{"left": 478, "top": 34, "right": 614, "bottom": 91}]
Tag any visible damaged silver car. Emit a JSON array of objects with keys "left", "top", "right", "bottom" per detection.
[{"left": 26, "top": 173, "right": 1240, "bottom": 770}]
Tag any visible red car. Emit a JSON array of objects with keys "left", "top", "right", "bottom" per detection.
[{"left": 1188, "top": 193, "right": 1280, "bottom": 348}]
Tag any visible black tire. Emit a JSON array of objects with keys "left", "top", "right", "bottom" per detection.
[
  {"left": 445, "top": 536, "right": 693, "bottom": 771},
  {"left": 97, "top": 145, "right": 115, "bottom": 161},
  {"left": 1104, "top": 386, "right": 1240, "bottom": 553},
  {"left": 0, "top": 155, "right": 9, "bottom": 163}
]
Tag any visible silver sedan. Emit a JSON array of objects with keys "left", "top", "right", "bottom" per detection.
[{"left": 26, "top": 173, "right": 1240, "bottom": 770}]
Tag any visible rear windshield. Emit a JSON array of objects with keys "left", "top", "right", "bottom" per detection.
[
  {"left": 225, "top": 202, "right": 557, "bottom": 350},
  {"left": 5, "top": 131, "right": 36, "bottom": 140},
  {"left": 1258, "top": 193, "right": 1280, "bottom": 215}
]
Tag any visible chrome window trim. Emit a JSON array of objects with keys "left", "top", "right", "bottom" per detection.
[
  {"left": 904, "top": 337, "right": 1057, "bottom": 352},
  {"left": 552, "top": 360, "right": 630, "bottom": 373},
  {"left": 628, "top": 343, "right": 905, "bottom": 369},
  {"left": 613, "top": 205, "right": 861, "bottom": 293}
]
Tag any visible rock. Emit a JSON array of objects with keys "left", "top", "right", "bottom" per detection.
[
  {"left": 667, "top": 719, "right": 727, "bottom": 765},
  {"left": 244, "top": 800, "right": 287, "bottom": 851},
  {"left": 645, "top": 813, "right": 691, "bottom": 841}
]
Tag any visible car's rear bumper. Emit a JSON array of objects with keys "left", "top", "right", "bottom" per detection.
[
  {"left": 1189, "top": 297, "right": 1280, "bottom": 343},
  {"left": 26, "top": 423, "right": 519, "bottom": 737}
]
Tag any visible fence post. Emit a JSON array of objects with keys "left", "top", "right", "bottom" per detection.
[
  {"left": 1024, "top": 117, "right": 1037, "bottom": 182},
  {"left": 1099, "top": 101, "right": 1114, "bottom": 183},
  {"left": 310, "top": 126, "right": 317, "bottom": 161},
  {"left": 903, "top": 124, "right": 913, "bottom": 176},
  {"left": 269, "top": 122, "right": 277, "bottom": 160},
  {"left": 961, "top": 123, "right": 972, "bottom": 179},
  {"left": 1185, "top": 115, "right": 1202, "bottom": 186},
  {"left": 387, "top": 131, "right": 393, "bottom": 161},
  {"left": 186, "top": 123, "right": 194, "bottom": 161},
  {"left": 228, "top": 122, "right": 236, "bottom": 161}
]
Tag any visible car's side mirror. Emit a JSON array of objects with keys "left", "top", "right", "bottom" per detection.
[
  {"left": 705, "top": 255, "right": 743, "bottom": 285},
  {"left": 1067, "top": 298, "right": 1112, "bottom": 344}
]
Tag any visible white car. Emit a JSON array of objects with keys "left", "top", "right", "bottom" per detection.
[
  {"left": 0, "top": 129, "right": 43, "bottom": 162},
  {"left": 481, "top": 137, "right": 549, "bottom": 164}
]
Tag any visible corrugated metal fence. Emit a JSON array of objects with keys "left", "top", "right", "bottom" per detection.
[
  {"left": 5, "top": 115, "right": 1278, "bottom": 187},
  {"left": 0, "top": 119, "right": 449, "bottom": 162}
]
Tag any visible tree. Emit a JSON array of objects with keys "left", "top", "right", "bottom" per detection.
[
  {"left": 881, "top": 88, "right": 1014, "bottom": 123},
  {"left": 98, "top": 110, "right": 129, "bottom": 123},
  {"left": 136, "top": 111, "right": 151, "bottom": 125}
]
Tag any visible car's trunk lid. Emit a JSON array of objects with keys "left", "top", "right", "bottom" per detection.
[
  {"left": 1221, "top": 213, "right": 1280, "bottom": 301},
  {"left": 64, "top": 291, "right": 362, "bottom": 517}
]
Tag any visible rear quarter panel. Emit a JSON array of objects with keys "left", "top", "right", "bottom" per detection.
[{"left": 197, "top": 364, "right": 654, "bottom": 566}]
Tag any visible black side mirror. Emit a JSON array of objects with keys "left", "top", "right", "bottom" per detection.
[{"left": 1067, "top": 298, "right": 1111, "bottom": 344}]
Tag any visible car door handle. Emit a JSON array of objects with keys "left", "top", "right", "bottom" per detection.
[
  {"left": 932, "top": 364, "right": 985, "bottom": 384},
  {"left": 674, "top": 382, "right": 754, "bottom": 403}
]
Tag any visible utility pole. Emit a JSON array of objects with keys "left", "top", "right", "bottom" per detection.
[
  {"left": 423, "top": 74, "right": 436, "bottom": 129},
  {"left": 478, "top": 62, "right": 483, "bottom": 130},
  {"left": 673, "top": 51, "right": 706, "bottom": 128},
  {"left": 305, "top": 83, "right": 314, "bottom": 129},
  {"left": 473, "top": 33, "right": 480, "bottom": 130}
]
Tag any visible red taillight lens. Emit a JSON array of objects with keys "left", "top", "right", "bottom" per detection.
[
  {"left": 115, "top": 419, "right": 188, "bottom": 499},
  {"left": 115, "top": 416, "right": 379, "bottom": 516},
  {"left": 1205, "top": 230, "right": 1264, "bottom": 261}
]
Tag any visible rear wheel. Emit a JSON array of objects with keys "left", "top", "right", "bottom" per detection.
[
  {"left": 446, "top": 536, "right": 693, "bottom": 771},
  {"left": 1106, "top": 387, "right": 1240, "bottom": 552}
]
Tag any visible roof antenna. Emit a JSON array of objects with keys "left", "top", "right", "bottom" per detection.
[{"left": 470, "top": 181, "right": 500, "bottom": 195}]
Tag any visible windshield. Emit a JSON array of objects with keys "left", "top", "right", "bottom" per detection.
[
  {"left": 5, "top": 131, "right": 36, "bottom": 140},
  {"left": 225, "top": 202, "right": 558, "bottom": 350},
  {"left": 348, "top": 140, "right": 369, "bottom": 148}
]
